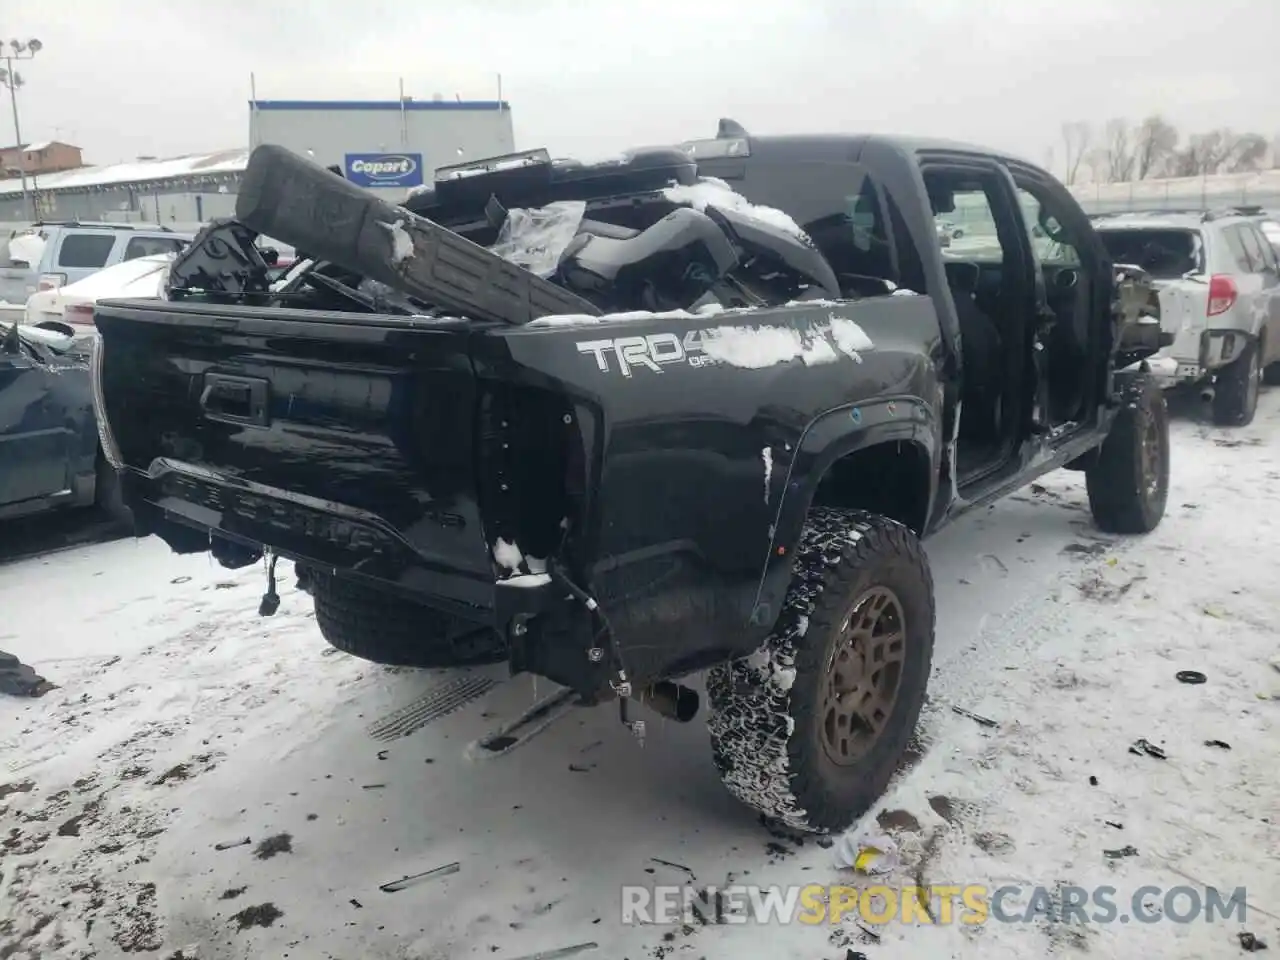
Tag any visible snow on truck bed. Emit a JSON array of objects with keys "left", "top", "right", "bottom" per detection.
[{"left": 2, "top": 396, "right": 1278, "bottom": 960}]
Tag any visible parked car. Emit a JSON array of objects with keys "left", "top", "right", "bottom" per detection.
[
  {"left": 25, "top": 253, "right": 175, "bottom": 331},
  {"left": 1090, "top": 209, "right": 1280, "bottom": 425},
  {"left": 935, "top": 217, "right": 966, "bottom": 242},
  {"left": 0, "top": 221, "right": 192, "bottom": 306},
  {"left": 0, "top": 321, "right": 126, "bottom": 523},
  {"left": 23, "top": 241, "right": 294, "bottom": 331},
  {"left": 92, "top": 133, "right": 1170, "bottom": 833}
]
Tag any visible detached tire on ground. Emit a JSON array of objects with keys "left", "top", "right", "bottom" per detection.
[
  {"left": 1085, "top": 376, "right": 1170, "bottom": 534},
  {"left": 706, "top": 507, "right": 935, "bottom": 834},
  {"left": 311, "top": 572, "right": 506, "bottom": 668},
  {"left": 1212, "top": 338, "right": 1261, "bottom": 426}
]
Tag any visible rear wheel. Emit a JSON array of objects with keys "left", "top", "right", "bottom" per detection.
[
  {"left": 1263, "top": 361, "right": 1280, "bottom": 386},
  {"left": 1086, "top": 377, "right": 1169, "bottom": 534},
  {"left": 1212, "top": 339, "right": 1261, "bottom": 426},
  {"left": 311, "top": 572, "right": 506, "bottom": 668},
  {"left": 705, "top": 507, "right": 935, "bottom": 833}
]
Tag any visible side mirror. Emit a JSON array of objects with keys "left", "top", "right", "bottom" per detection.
[{"left": 1036, "top": 210, "right": 1069, "bottom": 244}]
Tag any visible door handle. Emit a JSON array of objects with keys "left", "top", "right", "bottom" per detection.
[{"left": 200, "top": 373, "right": 270, "bottom": 426}]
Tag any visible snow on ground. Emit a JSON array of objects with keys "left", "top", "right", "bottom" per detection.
[{"left": 2, "top": 393, "right": 1279, "bottom": 960}]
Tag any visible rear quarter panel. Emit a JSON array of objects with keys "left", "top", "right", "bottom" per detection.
[{"left": 476, "top": 295, "right": 943, "bottom": 678}]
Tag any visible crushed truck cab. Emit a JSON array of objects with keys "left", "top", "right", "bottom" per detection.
[{"left": 91, "top": 124, "right": 1171, "bottom": 832}]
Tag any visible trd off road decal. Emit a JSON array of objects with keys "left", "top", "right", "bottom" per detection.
[
  {"left": 575, "top": 331, "right": 717, "bottom": 377},
  {"left": 574, "top": 317, "right": 876, "bottom": 377}
]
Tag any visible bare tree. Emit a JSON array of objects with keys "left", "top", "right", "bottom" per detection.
[
  {"left": 1052, "top": 119, "right": 1276, "bottom": 179},
  {"left": 1102, "top": 118, "right": 1135, "bottom": 183},
  {"left": 1225, "top": 133, "right": 1268, "bottom": 173},
  {"left": 1133, "top": 115, "right": 1179, "bottom": 179},
  {"left": 1084, "top": 146, "right": 1110, "bottom": 185},
  {"left": 1169, "top": 130, "right": 1237, "bottom": 177},
  {"left": 1061, "top": 121, "right": 1092, "bottom": 185}
]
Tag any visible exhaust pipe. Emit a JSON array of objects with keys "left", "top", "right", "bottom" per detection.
[
  {"left": 638, "top": 681, "right": 700, "bottom": 723},
  {"left": 1200, "top": 386, "right": 1215, "bottom": 403}
]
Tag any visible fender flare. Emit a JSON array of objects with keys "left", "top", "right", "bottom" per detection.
[{"left": 749, "top": 395, "right": 939, "bottom": 628}]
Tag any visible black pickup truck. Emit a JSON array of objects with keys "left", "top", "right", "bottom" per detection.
[{"left": 90, "top": 126, "right": 1170, "bottom": 832}]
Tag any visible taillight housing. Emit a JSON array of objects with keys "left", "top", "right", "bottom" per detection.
[
  {"left": 38, "top": 272, "right": 66, "bottom": 292},
  {"left": 64, "top": 303, "right": 95, "bottom": 325},
  {"left": 1207, "top": 274, "right": 1237, "bottom": 316}
]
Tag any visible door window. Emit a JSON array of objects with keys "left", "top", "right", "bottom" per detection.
[
  {"left": 123, "top": 236, "right": 186, "bottom": 261},
  {"left": 57, "top": 234, "right": 116, "bottom": 269},
  {"left": 795, "top": 169, "right": 901, "bottom": 297},
  {"left": 929, "top": 181, "right": 1008, "bottom": 265},
  {"left": 727, "top": 159, "right": 905, "bottom": 297},
  {"left": 1236, "top": 225, "right": 1275, "bottom": 273}
]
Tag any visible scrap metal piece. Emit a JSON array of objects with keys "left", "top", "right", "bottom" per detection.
[
  {"left": 235, "top": 144, "right": 600, "bottom": 324},
  {"left": 379, "top": 862, "right": 461, "bottom": 893}
]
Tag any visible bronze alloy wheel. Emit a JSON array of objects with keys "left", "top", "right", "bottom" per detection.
[
  {"left": 706, "top": 507, "right": 936, "bottom": 832},
  {"left": 820, "top": 586, "right": 906, "bottom": 767}
]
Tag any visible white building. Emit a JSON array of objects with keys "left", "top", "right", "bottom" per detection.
[
  {"left": 0, "top": 98, "right": 516, "bottom": 225},
  {"left": 248, "top": 98, "right": 515, "bottom": 204}
]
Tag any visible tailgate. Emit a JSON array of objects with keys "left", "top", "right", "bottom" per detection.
[
  {"left": 93, "top": 298, "right": 497, "bottom": 610},
  {"left": 1152, "top": 279, "right": 1209, "bottom": 363}
]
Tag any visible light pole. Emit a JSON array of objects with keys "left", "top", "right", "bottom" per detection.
[{"left": 0, "top": 37, "right": 44, "bottom": 221}]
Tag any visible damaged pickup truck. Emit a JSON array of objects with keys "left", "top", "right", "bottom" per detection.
[{"left": 90, "top": 125, "right": 1171, "bottom": 832}]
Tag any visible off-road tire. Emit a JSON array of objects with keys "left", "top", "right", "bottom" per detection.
[
  {"left": 1085, "top": 377, "right": 1169, "bottom": 534},
  {"left": 94, "top": 453, "right": 133, "bottom": 527},
  {"left": 311, "top": 572, "right": 506, "bottom": 668},
  {"left": 705, "top": 507, "right": 935, "bottom": 833},
  {"left": 1212, "top": 338, "right": 1261, "bottom": 426}
]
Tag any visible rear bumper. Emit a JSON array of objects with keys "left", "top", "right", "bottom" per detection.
[
  {"left": 123, "top": 458, "right": 556, "bottom": 628},
  {"left": 1152, "top": 328, "right": 1253, "bottom": 383}
]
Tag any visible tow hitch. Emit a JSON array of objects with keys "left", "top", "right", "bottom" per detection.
[{"left": 258, "top": 548, "right": 281, "bottom": 617}]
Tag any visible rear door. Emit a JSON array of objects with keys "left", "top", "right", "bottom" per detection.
[
  {"left": 49, "top": 230, "right": 119, "bottom": 289},
  {"left": 1221, "top": 224, "right": 1271, "bottom": 342},
  {"left": 1238, "top": 224, "right": 1280, "bottom": 365},
  {"left": 0, "top": 336, "right": 72, "bottom": 506}
]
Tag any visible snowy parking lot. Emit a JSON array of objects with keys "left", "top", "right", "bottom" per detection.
[{"left": 2, "top": 391, "right": 1279, "bottom": 960}]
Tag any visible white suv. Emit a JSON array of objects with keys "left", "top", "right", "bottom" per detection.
[
  {"left": 1092, "top": 210, "right": 1280, "bottom": 426},
  {"left": 0, "top": 221, "right": 192, "bottom": 305}
]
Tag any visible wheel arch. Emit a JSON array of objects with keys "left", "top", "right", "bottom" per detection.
[{"left": 750, "top": 396, "right": 939, "bottom": 629}]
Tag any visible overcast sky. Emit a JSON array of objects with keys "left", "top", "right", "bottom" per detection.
[{"left": 7, "top": 0, "right": 1278, "bottom": 176}]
